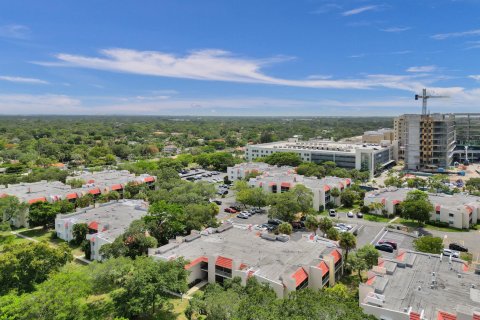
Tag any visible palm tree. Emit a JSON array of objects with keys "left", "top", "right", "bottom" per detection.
[
  {"left": 318, "top": 216, "right": 333, "bottom": 236},
  {"left": 339, "top": 232, "right": 356, "bottom": 262}
]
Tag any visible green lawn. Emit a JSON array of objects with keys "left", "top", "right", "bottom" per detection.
[
  {"left": 0, "top": 231, "right": 29, "bottom": 250},
  {"left": 396, "top": 218, "right": 468, "bottom": 233},
  {"left": 363, "top": 213, "right": 392, "bottom": 223}
]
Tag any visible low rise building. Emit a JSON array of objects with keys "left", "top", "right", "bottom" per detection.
[
  {"left": 245, "top": 137, "right": 396, "bottom": 179},
  {"left": 364, "top": 188, "right": 479, "bottom": 229},
  {"left": 227, "top": 162, "right": 294, "bottom": 181},
  {"left": 67, "top": 170, "right": 156, "bottom": 192},
  {"left": 359, "top": 251, "right": 480, "bottom": 320},
  {"left": 362, "top": 128, "right": 395, "bottom": 144},
  {"left": 249, "top": 172, "right": 351, "bottom": 210},
  {"left": 149, "top": 225, "right": 343, "bottom": 298},
  {"left": 55, "top": 200, "right": 148, "bottom": 261}
]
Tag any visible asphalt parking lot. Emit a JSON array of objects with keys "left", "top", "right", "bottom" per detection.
[{"left": 374, "top": 229, "right": 416, "bottom": 259}]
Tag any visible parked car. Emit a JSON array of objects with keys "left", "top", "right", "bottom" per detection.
[
  {"left": 449, "top": 243, "right": 468, "bottom": 252},
  {"left": 212, "top": 200, "right": 222, "bottom": 205},
  {"left": 356, "top": 212, "right": 363, "bottom": 218},
  {"left": 347, "top": 211, "right": 354, "bottom": 218},
  {"left": 336, "top": 223, "right": 352, "bottom": 230},
  {"left": 268, "top": 218, "right": 283, "bottom": 226},
  {"left": 329, "top": 209, "right": 336, "bottom": 217},
  {"left": 378, "top": 240, "right": 397, "bottom": 250},
  {"left": 230, "top": 205, "right": 241, "bottom": 211},
  {"left": 375, "top": 243, "right": 394, "bottom": 253},
  {"left": 334, "top": 226, "right": 346, "bottom": 233},
  {"left": 240, "top": 210, "right": 251, "bottom": 217},
  {"left": 262, "top": 223, "right": 276, "bottom": 231},
  {"left": 217, "top": 190, "right": 228, "bottom": 195},
  {"left": 443, "top": 249, "right": 460, "bottom": 258},
  {"left": 236, "top": 213, "right": 249, "bottom": 219},
  {"left": 291, "top": 221, "right": 304, "bottom": 230},
  {"left": 224, "top": 207, "right": 237, "bottom": 213}
]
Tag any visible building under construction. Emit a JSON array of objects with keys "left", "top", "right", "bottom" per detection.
[{"left": 394, "top": 113, "right": 456, "bottom": 171}]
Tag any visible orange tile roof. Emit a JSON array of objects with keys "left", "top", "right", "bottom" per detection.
[
  {"left": 88, "top": 179, "right": 95, "bottom": 184},
  {"left": 292, "top": 267, "right": 308, "bottom": 287},
  {"left": 410, "top": 312, "right": 421, "bottom": 320},
  {"left": 437, "top": 311, "right": 457, "bottom": 320},
  {"left": 317, "top": 261, "right": 329, "bottom": 276},
  {"left": 396, "top": 251, "right": 406, "bottom": 262},
  {"left": 144, "top": 176, "right": 155, "bottom": 183},
  {"left": 66, "top": 193, "right": 78, "bottom": 200},
  {"left": 324, "top": 185, "right": 330, "bottom": 192},
  {"left": 338, "top": 182, "right": 344, "bottom": 189},
  {"left": 345, "top": 178, "right": 351, "bottom": 185},
  {"left": 239, "top": 263, "right": 248, "bottom": 270},
  {"left": 215, "top": 256, "right": 232, "bottom": 269},
  {"left": 281, "top": 182, "right": 291, "bottom": 188},
  {"left": 366, "top": 275, "right": 376, "bottom": 285},
  {"left": 268, "top": 182, "right": 276, "bottom": 187},
  {"left": 465, "top": 205, "right": 473, "bottom": 214},
  {"left": 392, "top": 200, "right": 401, "bottom": 205},
  {"left": 89, "top": 188, "right": 101, "bottom": 195},
  {"left": 111, "top": 184, "right": 123, "bottom": 191},
  {"left": 88, "top": 221, "right": 99, "bottom": 230},
  {"left": 330, "top": 249, "right": 342, "bottom": 264},
  {"left": 28, "top": 197, "right": 47, "bottom": 204},
  {"left": 473, "top": 313, "right": 480, "bottom": 320},
  {"left": 185, "top": 256, "right": 208, "bottom": 270},
  {"left": 436, "top": 205, "right": 441, "bottom": 211}
]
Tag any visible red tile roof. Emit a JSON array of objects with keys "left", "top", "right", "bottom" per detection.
[
  {"left": 473, "top": 313, "right": 480, "bottom": 320},
  {"left": 281, "top": 182, "right": 291, "bottom": 188},
  {"left": 292, "top": 267, "right": 308, "bottom": 287},
  {"left": 465, "top": 205, "right": 473, "bottom": 214},
  {"left": 410, "top": 312, "right": 421, "bottom": 320},
  {"left": 437, "top": 311, "right": 457, "bottom": 320},
  {"left": 338, "top": 182, "right": 344, "bottom": 189},
  {"left": 88, "top": 221, "right": 99, "bottom": 230},
  {"left": 324, "top": 185, "right": 330, "bottom": 192},
  {"left": 330, "top": 249, "right": 342, "bottom": 264},
  {"left": 377, "top": 258, "right": 385, "bottom": 267},
  {"left": 111, "top": 184, "right": 123, "bottom": 191},
  {"left": 144, "top": 176, "right": 155, "bottom": 183},
  {"left": 66, "top": 193, "right": 78, "bottom": 200},
  {"left": 185, "top": 256, "right": 208, "bottom": 270},
  {"left": 381, "top": 198, "right": 386, "bottom": 205},
  {"left": 317, "top": 261, "right": 329, "bottom": 276},
  {"left": 215, "top": 256, "right": 232, "bottom": 269},
  {"left": 239, "top": 263, "right": 248, "bottom": 270},
  {"left": 396, "top": 251, "right": 406, "bottom": 262},
  {"left": 392, "top": 200, "right": 401, "bottom": 205},
  {"left": 268, "top": 182, "right": 276, "bottom": 187},
  {"left": 366, "top": 275, "right": 376, "bottom": 285},
  {"left": 88, "top": 179, "right": 95, "bottom": 184},
  {"left": 89, "top": 188, "right": 101, "bottom": 195},
  {"left": 436, "top": 205, "right": 441, "bottom": 211},
  {"left": 345, "top": 178, "right": 351, "bottom": 185},
  {"left": 28, "top": 197, "right": 47, "bottom": 204}
]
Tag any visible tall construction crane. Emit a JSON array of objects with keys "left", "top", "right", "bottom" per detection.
[{"left": 415, "top": 88, "right": 449, "bottom": 115}]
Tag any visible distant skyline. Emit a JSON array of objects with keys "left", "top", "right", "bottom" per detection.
[{"left": 1, "top": 0, "right": 480, "bottom": 116}]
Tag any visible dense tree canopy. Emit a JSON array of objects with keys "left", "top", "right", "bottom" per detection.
[{"left": 400, "top": 190, "right": 434, "bottom": 224}]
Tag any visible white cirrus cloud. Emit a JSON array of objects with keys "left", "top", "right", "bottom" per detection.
[
  {"left": 0, "top": 24, "right": 30, "bottom": 39},
  {"left": 381, "top": 27, "right": 411, "bottom": 33},
  {"left": 0, "top": 75, "right": 49, "bottom": 85},
  {"left": 406, "top": 65, "right": 437, "bottom": 73},
  {"left": 469, "top": 75, "right": 480, "bottom": 81},
  {"left": 431, "top": 29, "right": 480, "bottom": 40},
  {"left": 35, "top": 48, "right": 443, "bottom": 92},
  {"left": 341, "top": 5, "right": 380, "bottom": 16}
]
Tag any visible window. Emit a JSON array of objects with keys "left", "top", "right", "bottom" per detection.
[{"left": 448, "top": 213, "right": 454, "bottom": 217}]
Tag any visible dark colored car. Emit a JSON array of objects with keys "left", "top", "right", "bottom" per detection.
[
  {"left": 356, "top": 212, "right": 363, "bottom": 218},
  {"left": 262, "top": 223, "right": 276, "bottom": 231},
  {"left": 230, "top": 205, "right": 241, "bottom": 211},
  {"left": 224, "top": 207, "right": 237, "bottom": 213},
  {"left": 291, "top": 221, "right": 304, "bottom": 230},
  {"left": 375, "top": 243, "right": 394, "bottom": 253},
  {"left": 268, "top": 218, "right": 283, "bottom": 226},
  {"left": 449, "top": 243, "right": 468, "bottom": 252},
  {"left": 213, "top": 200, "right": 222, "bottom": 205},
  {"left": 379, "top": 240, "right": 397, "bottom": 250}
]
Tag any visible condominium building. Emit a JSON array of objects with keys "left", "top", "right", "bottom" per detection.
[
  {"left": 364, "top": 188, "right": 479, "bottom": 229},
  {"left": 359, "top": 251, "right": 480, "bottom": 320},
  {"left": 394, "top": 114, "right": 456, "bottom": 170},
  {"left": 245, "top": 138, "right": 396, "bottom": 179},
  {"left": 55, "top": 200, "right": 148, "bottom": 261},
  {"left": 149, "top": 224, "right": 343, "bottom": 298},
  {"left": 227, "top": 162, "right": 294, "bottom": 181}
]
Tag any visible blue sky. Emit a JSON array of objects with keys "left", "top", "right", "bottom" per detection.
[{"left": 1, "top": 0, "right": 480, "bottom": 116}]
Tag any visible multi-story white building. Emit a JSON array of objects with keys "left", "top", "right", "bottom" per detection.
[
  {"left": 1, "top": 170, "right": 155, "bottom": 228},
  {"left": 364, "top": 188, "right": 479, "bottom": 229},
  {"left": 245, "top": 138, "right": 396, "bottom": 179},
  {"left": 149, "top": 224, "right": 343, "bottom": 298},
  {"left": 362, "top": 128, "right": 395, "bottom": 144},
  {"left": 55, "top": 200, "right": 148, "bottom": 261},
  {"left": 359, "top": 251, "right": 480, "bottom": 320},
  {"left": 227, "top": 162, "right": 294, "bottom": 181}
]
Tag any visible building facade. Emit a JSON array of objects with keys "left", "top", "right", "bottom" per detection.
[
  {"left": 55, "top": 200, "right": 148, "bottom": 261},
  {"left": 452, "top": 113, "right": 480, "bottom": 163},
  {"left": 395, "top": 114, "right": 456, "bottom": 170},
  {"left": 364, "top": 188, "right": 479, "bottom": 229},
  {"left": 149, "top": 225, "right": 343, "bottom": 298},
  {"left": 245, "top": 138, "right": 395, "bottom": 179},
  {"left": 362, "top": 128, "right": 395, "bottom": 144}
]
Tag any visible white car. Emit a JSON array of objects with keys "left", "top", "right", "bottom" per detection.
[
  {"left": 443, "top": 249, "right": 459, "bottom": 258},
  {"left": 347, "top": 211, "right": 354, "bottom": 218}
]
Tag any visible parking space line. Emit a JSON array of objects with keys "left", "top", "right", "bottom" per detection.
[{"left": 371, "top": 228, "right": 387, "bottom": 245}]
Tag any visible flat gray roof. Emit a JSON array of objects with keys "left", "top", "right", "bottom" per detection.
[
  {"left": 0, "top": 180, "right": 75, "bottom": 202},
  {"left": 248, "top": 139, "right": 390, "bottom": 153},
  {"left": 366, "top": 252, "right": 480, "bottom": 318},
  {"left": 57, "top": 200, "right": 148, "bottom": 242},
  {"left": 150, "top": 226, "right": 338, "bottom": 282}
]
